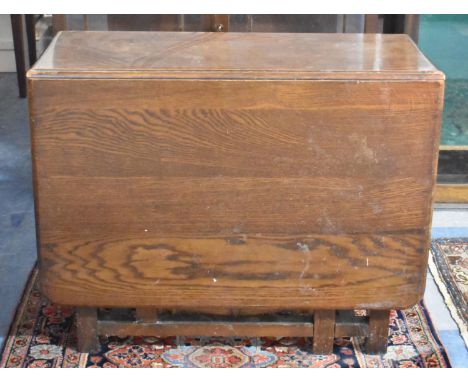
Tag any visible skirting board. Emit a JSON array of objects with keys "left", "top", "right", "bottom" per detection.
[{"left": 435, "top": 184, "right": 468, "bottom": 203}]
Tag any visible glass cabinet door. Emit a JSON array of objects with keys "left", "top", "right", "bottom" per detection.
[
  {"left": 419, "top": 15, "right": 468, "bottom": 147},
  {"left": 418, "top": 15, "right": 468, "bottom": 201}
]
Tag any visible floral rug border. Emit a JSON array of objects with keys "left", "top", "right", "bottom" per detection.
[
  {"left": 0, "top": 265, "right": 452, "bottom": 368},
  {"left": 429, "top": 238, "right": 468, "bottom": 349}
]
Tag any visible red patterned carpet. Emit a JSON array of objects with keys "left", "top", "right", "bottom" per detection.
[{"left": 0, "top": 267, "right": 451, "bottom": 368}]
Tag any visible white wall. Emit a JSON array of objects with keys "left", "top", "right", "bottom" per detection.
[{"left": 0, "top": 15, "right": 16, "bottom": 72}]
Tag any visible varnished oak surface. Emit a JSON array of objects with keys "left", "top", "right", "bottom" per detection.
[
  {"left": 28, "top": 32, "right": 443, "bottom": 80},
  {"left": 40, "top": 233, "right": 426, "bottom": 309},
  {"left": 28, "top": 32, "right": 444, "bottom": 311}
]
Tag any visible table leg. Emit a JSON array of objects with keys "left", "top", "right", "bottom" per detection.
[
  {"left": 76, "top": 307, "right": 99, "bottom": 353},
  {"left": 10, "top": 15, "right": 27, "bottom": 98},
  {"left": 312, "top": 310, "right": 335, "bottom": 354},
  {"left": 365, "top": 310, "right": 390, "bottom": 354}
]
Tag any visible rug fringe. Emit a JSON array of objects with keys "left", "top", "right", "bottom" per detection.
[{"left": 428, "top": 253, "right": 468, "bottom": 349}]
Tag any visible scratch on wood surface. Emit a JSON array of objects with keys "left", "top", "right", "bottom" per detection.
[
  {"left": 296, "top": 242, "right": 310, "bottom": 252},
  {"left": 349, "top": 133, "right": 378, "bottom": 163},
  {"left": 299, "top": 256, "right": 311, "bottom": 279},
  {"left": 371, "top": 202, "right": 383, "bottom": 214}
]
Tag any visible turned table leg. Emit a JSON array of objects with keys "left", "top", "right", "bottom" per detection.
[
  {"left": 312, "top": 310, "right": 335, "bottom": 354},
  {"left": 76, "top": 307, "right": 99, "bottom": 353},
  {"left": 365, "top": 310, "right": 390, "bottom": 354}
]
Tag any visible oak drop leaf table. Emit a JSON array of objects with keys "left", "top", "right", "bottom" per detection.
[{"left": 27, "top": 31, "right": 444, "bottom": 354}]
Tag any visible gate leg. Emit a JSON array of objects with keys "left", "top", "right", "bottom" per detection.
[
  {"left": 76, "top": 307, "right": 99, "bottom": 353},
  {"left": 312, "top": 310, "right": 335, "bottom": 354},
  {"left": 365, "top": 310, "right": 390, "bottom": 354}
]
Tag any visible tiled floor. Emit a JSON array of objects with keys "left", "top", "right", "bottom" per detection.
[
  {"left": 0, "top": 73, "right": 37, "bottom": 353},
  {"left": 0, "top": 72, "right": 467, "bottom": 366}
]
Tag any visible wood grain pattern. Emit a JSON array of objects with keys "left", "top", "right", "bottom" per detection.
[
  {"left": 38, "top": 233, "right": 428, "bottom": 309},
  {"left": 29, "top": 32, "right": 444, "bottom": 313}
]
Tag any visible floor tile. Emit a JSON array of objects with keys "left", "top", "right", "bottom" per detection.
[
  {"left": 424, "top": 276, "right": 458, "bottom": 331},
  {"left": 438, "top": 330, "right": 468, "bottom": 367}
]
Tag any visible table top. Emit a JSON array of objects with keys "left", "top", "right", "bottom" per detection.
[{"left": 28, "top": 31, "right": 443, "bottom": 80}]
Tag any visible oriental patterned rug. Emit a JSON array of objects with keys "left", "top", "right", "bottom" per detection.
[
  {"left": 430, "top": 238, "right": 468, "bottom": 348},
  {"left": 0, "top": 266, "right": 451, "bottom": 368}
]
